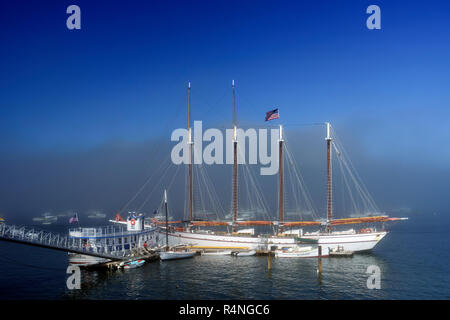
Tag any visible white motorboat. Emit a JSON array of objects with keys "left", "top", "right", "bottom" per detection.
[
  {"left": 87, "top": 211, "right": 107, "bottom": 219},
  {"left": 232, "top": 250, "right": 256, "bottom": 257},
  {"left": 32, "top": 213, "right": 57, "bottom": 225}
]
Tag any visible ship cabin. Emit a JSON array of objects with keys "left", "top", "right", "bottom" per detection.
[{"left": 68, "top": 213, "right": 156, "bottom": 257}]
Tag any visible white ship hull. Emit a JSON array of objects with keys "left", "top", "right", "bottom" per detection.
[
  {"left": 156, "top": 230, "right": 298, "bottom": 250},
  {"left": 156, "top": 229, "right": 387, "bottom": 253}
]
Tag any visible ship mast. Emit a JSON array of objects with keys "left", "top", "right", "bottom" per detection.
[
  {"left": 164, "top": 189, "right": 169, "bottom": 251},
  {"left": 232, "top": 80, "right": 238, "bottom": 232},
  {"left": 326, "top": 122, "right": 333, "bottom": 232},
  {"left": 279, "top": 125, "right": 284, "bottom": 234},
  {"left": 187, "top": 82, "right": 193, "bottom": 223}
]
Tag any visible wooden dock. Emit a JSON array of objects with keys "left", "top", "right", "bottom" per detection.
[{"left": 329, "top": 250, "right": 354, "bottom": 257}]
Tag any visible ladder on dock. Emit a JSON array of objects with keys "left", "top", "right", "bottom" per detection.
[{"left": 0, "top": 224, "right": 124, "bottom": 261}]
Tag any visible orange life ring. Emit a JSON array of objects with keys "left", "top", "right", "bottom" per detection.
[{"left": 130, "top": 219, "right": 136, "bottom": 225}]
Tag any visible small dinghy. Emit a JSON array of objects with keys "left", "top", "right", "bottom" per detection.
[
  {"left": 275, "top": 246, "right": 329, "bottom": 258},
  {"left": 160, "top": 251, "right": 195, "bottom": 261},
  {"left": 201, "top": 250, "right": 232, "bottom": 256},
  {"left": 122, "top": 259, "right": 145, "bottom": 269},
  {"left": 232, "top": 250, "right": 256, "bottom": 257}
]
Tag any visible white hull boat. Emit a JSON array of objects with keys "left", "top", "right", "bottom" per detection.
[
  {"left": 160, "top": 251, "right": 196, "bottom": 261},
  {"left": 159, "top": 190, "right": 196, "bottom": 261},
  {"left": 201, "top": 250, "right": 232, "bottom": 256},
  {"left": 32, "top": 213, "right": 57, "bottom": 225},
  {"left": 232, "top": 250, "right": 256, "bottom": 257},
  {"left": 88, "top": 213, "right": 107, "bottom": 219},
  {"left": 301, "top": 229, "right": 388, "bottom": 252}
]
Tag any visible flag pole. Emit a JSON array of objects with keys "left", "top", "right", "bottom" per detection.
[{"left": 279, "top": 124, "right": 284, "bottom": 234}]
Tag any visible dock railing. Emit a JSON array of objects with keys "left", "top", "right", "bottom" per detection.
[{"left": 0, "top": 223, "right": 125, "bottom": 260}]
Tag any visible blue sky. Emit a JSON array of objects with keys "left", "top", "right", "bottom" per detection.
[{"left": 1, "top": 0, "right": 450, "bottom": 169}]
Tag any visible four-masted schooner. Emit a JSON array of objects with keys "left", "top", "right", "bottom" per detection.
[{"left": 152, "top": 81, "right": 406, "bottom": 254}]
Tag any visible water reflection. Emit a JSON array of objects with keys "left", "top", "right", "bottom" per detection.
[{"left": 60, "top": 252, "right": 393, "bottom": 300}]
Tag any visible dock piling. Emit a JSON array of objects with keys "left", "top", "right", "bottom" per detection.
[
  {"left": 318, "top": 245, "right": 322, "bottom": 272},
  {"left": 318, "top": 245, "right": 323, "bottom": 283}
]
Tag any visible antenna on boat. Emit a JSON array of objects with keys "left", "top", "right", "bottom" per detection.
[
  {"left": 279, "top": 125, "right": 284, "bottom": 234},
  {"left": 232, "top": 80, "right": 238, "bottom": 232},
  {"left": 325, "top": 122, "right": 333, "bottom": 232},
  {"left": 187, "top": 82, "right": 194, "bottom": 224},
  {"left": 164, "top": 189, "right": 169, "bottom": 251}
]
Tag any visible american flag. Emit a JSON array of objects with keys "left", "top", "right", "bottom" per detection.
[
  {"left": 69, "top": 213, "right": 78, "bottom": 224},
  {"left": 265, "top": 108, "right": 279, "bottom": 121}
]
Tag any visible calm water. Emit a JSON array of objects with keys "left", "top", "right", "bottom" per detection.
[{"left": 1, "top": 216, "right": 450, "bottom": 299}]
